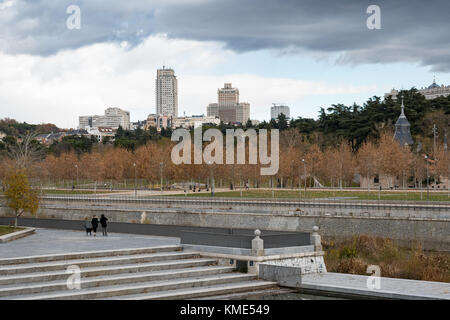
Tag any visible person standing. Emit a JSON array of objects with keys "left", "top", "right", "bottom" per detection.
[
  {"left": 84, "top": 217, "right": 92, "bottom": 236},
  {"left": 100, "top": 214, "right": 108, "bottom": 236},
  {"left": 91, "top": 215, "right": 99, "bottom": 237}
]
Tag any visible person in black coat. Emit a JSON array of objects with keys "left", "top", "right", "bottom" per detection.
[
  {"left": 91, "top": 215, "right": 99, "bottom": 237},
  {"left": 100, "top": 214, "right": 108, "bottom": 236},
  {"left": 83, "top": 216, "right": 92, "bottom": 236}
]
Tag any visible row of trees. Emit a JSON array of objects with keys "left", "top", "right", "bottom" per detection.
[
  {"left": 0, "top": 87, "right": 449, "bottom": 192},
  {"left": 1, "top": 130, "right": 448, "bottom": 190}
]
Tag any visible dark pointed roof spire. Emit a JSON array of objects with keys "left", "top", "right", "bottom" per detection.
[
  {"left": 400, "top": 97, "right": 405, "bottom": 116},
  {"left": 394, "top": 96, "right": 414, "bottom": 146}
]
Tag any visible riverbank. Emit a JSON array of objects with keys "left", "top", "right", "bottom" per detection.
[{"left": 323, "top": 235, "right": 450, "bottom": 282}]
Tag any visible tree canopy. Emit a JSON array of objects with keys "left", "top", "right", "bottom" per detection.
[{"left": 3, "top": 169, "right": 40, "bottom": 227}]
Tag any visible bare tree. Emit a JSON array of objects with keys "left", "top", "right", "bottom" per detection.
[{"left": 8, "top": 131, "right": 44, "bottom": 169}]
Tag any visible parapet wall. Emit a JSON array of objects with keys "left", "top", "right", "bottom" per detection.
[{"left": 0, "top": 197, "right": 448, "bottom": 251}]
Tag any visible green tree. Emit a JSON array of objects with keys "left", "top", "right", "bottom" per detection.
[
  {"left": 269, "top": 118, "right": 278, "bottom": 129},
  {"left": 116, "top": 125, "right": 124, "bottom": 138},
  {"left": 49, "top": 135, "right": 96, "bottom": 155},
  {"left": 3, "top": 169, "right": 40, "bottom": 227},
  {"left": 101, "top": 136, "right": 111, "bottom": 145},
  {"left": 114, "top": 138, "right": 137, "bottom": 151},
  {"left": 276, "top": 113, "right": 289, "bottom": 131},
  {"left": 160, "top": 127, "right": 173, "bottom": 138}
]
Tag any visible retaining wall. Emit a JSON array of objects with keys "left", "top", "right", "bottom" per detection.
[{"left": 1, "top": 198, "right": 448, "bottom": 250}]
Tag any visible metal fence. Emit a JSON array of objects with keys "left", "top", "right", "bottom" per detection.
[{"left": 34, "top": 194, "right": 450, "bottom": 211}]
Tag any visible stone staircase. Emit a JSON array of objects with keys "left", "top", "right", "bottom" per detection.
[{"left": 0, "top": 245, "right": 277, "bottom": 300}]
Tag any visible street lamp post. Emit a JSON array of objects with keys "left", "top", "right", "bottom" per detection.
[
  {"left": 74, "top": 164, "right": 78, "bottom": 187},
  {"left": 159, "top": 162, "right": 164, "bottom": 194},
  {"left": 425, "top": 155, "right": 429, "bottom": 201},
  {"left": 271, "top": 176, "right": 274, "bottom": 198},
  {"left": 208, "top": 161, "right": 215, "bottom": 196},
  {"left": 240, "top": 173, "right": 243, "bottom": 197},
  {"left": 302, "top": 159, "right": 307, "bottom": 198},
  {"left": 133, "top": 163, "right": 137, "bottom": 198},
  {"left": 239, "top": 134, "right": 244, "bottom": 197},
  {"left": 432, "top": 124, "right": 437, "bottom": 159}
]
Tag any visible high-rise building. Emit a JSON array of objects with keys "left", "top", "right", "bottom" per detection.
[
  {"left": 78, "top": 116, "right": 92, "bottom": 128},
  {"left": 206, "top": 83, "right": 250, "bottom": 124},
  {"left": 271, "top": 104, "right": 290, "bottom": 120},
  {"left": 236, "top": 103, "right": 250, "bottom": 124},
  {"left": 156, "top": 67, "right": 178, "bottom": 117},
  {"left": 207, "top": 103, "right": 219, "bottom": 118},
  {"left": 218, "top": 83, "right": 239, "bottom": 106},
  {"left": 78, "top": 107, "right": 130, "bottom": 130}
]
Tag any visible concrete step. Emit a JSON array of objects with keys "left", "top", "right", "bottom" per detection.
[
  {"left": 0, "top": 251, "right": 198, "bottom": 275},
  {"left": 0, "top": 258, "right": 217, "bottom": 285},
  {"left": 10, "top": 273, "right": 259, "bottom": 300},
  {"left": 193, "top": 288, "right": 296, "bottom": 300},
  {"left": 108, "top": 280, "right": 279, "bottom": 300},
  {"left": 0, "top": 266, "right": 236, "bottom": 298},
  {"left": 0, "top": 245, "right": 182, "bottom": 266}
]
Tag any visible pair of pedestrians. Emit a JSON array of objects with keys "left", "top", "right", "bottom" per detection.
[{"left": 84, "top": 214, "right": 108, "bottom": 236}]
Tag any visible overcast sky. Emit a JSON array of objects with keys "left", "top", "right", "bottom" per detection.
[{"left": 1, "top": 0, "right": 450, "bottom": 128}]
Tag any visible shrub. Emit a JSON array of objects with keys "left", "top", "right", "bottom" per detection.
[
  {"left": 335, "top": 258, "right": 367, "bottom": 274},
  {"left": 324, "top": 235, "right": 450, "bottom": 282}
]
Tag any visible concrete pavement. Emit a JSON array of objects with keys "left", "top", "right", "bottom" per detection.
[{"left": 0, "top": 228, "right": 180, "bottom": 259}]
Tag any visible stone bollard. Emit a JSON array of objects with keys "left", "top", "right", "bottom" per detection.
[
  {"left": 140, "top": 212, "right": 149, "bottom": 224},
  {"left": 250, "top": 229, "right": 264, "bottom": 275},
  {"left": 251, "top": 229, "right": 264, "bottom": 256},
  {"left": 311, "top": 226, "right": 323, "bottom": 252}
]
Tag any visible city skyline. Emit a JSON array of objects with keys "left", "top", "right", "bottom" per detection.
[
  {"left": 2, "top": 59, "right": 448, "bottom": 130},
  {"left": 1, "top": 1, "right": 450, "bottom": 128}
]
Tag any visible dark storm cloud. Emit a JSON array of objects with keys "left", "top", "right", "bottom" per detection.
[
  {"left": 1, "top": 0, "right": 450, "bottom": 71},
  {"left": 154, "top": 0, "right": 450, "bottom": 71},
  {"left": 0, "top": 0, "right": 157, "bottom": 55}
]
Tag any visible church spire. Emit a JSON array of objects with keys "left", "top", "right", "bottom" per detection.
[
  {"left": 400, "top": 97, "right": 405, "bottom": 116},
  {"left": 393, "top": 96, "right": 413, "bottom": 146}
]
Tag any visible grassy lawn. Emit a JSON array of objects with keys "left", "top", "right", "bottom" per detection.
[
  {"left": 323, "top": 235, "right": 450, "bottom": 282},
  {"left": 168, "top": 189, "right": 450, "bottom": 201},
  {"left": 0, "top": 226, "right": 24, "bottom": 236}
]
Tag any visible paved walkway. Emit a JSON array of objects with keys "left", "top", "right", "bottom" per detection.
[
  {"left": 301, "top": 272, "right": 450, "bottom": 300},
  {"left": 0, "top": 228, "right": 180, "bottom": 259}
]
